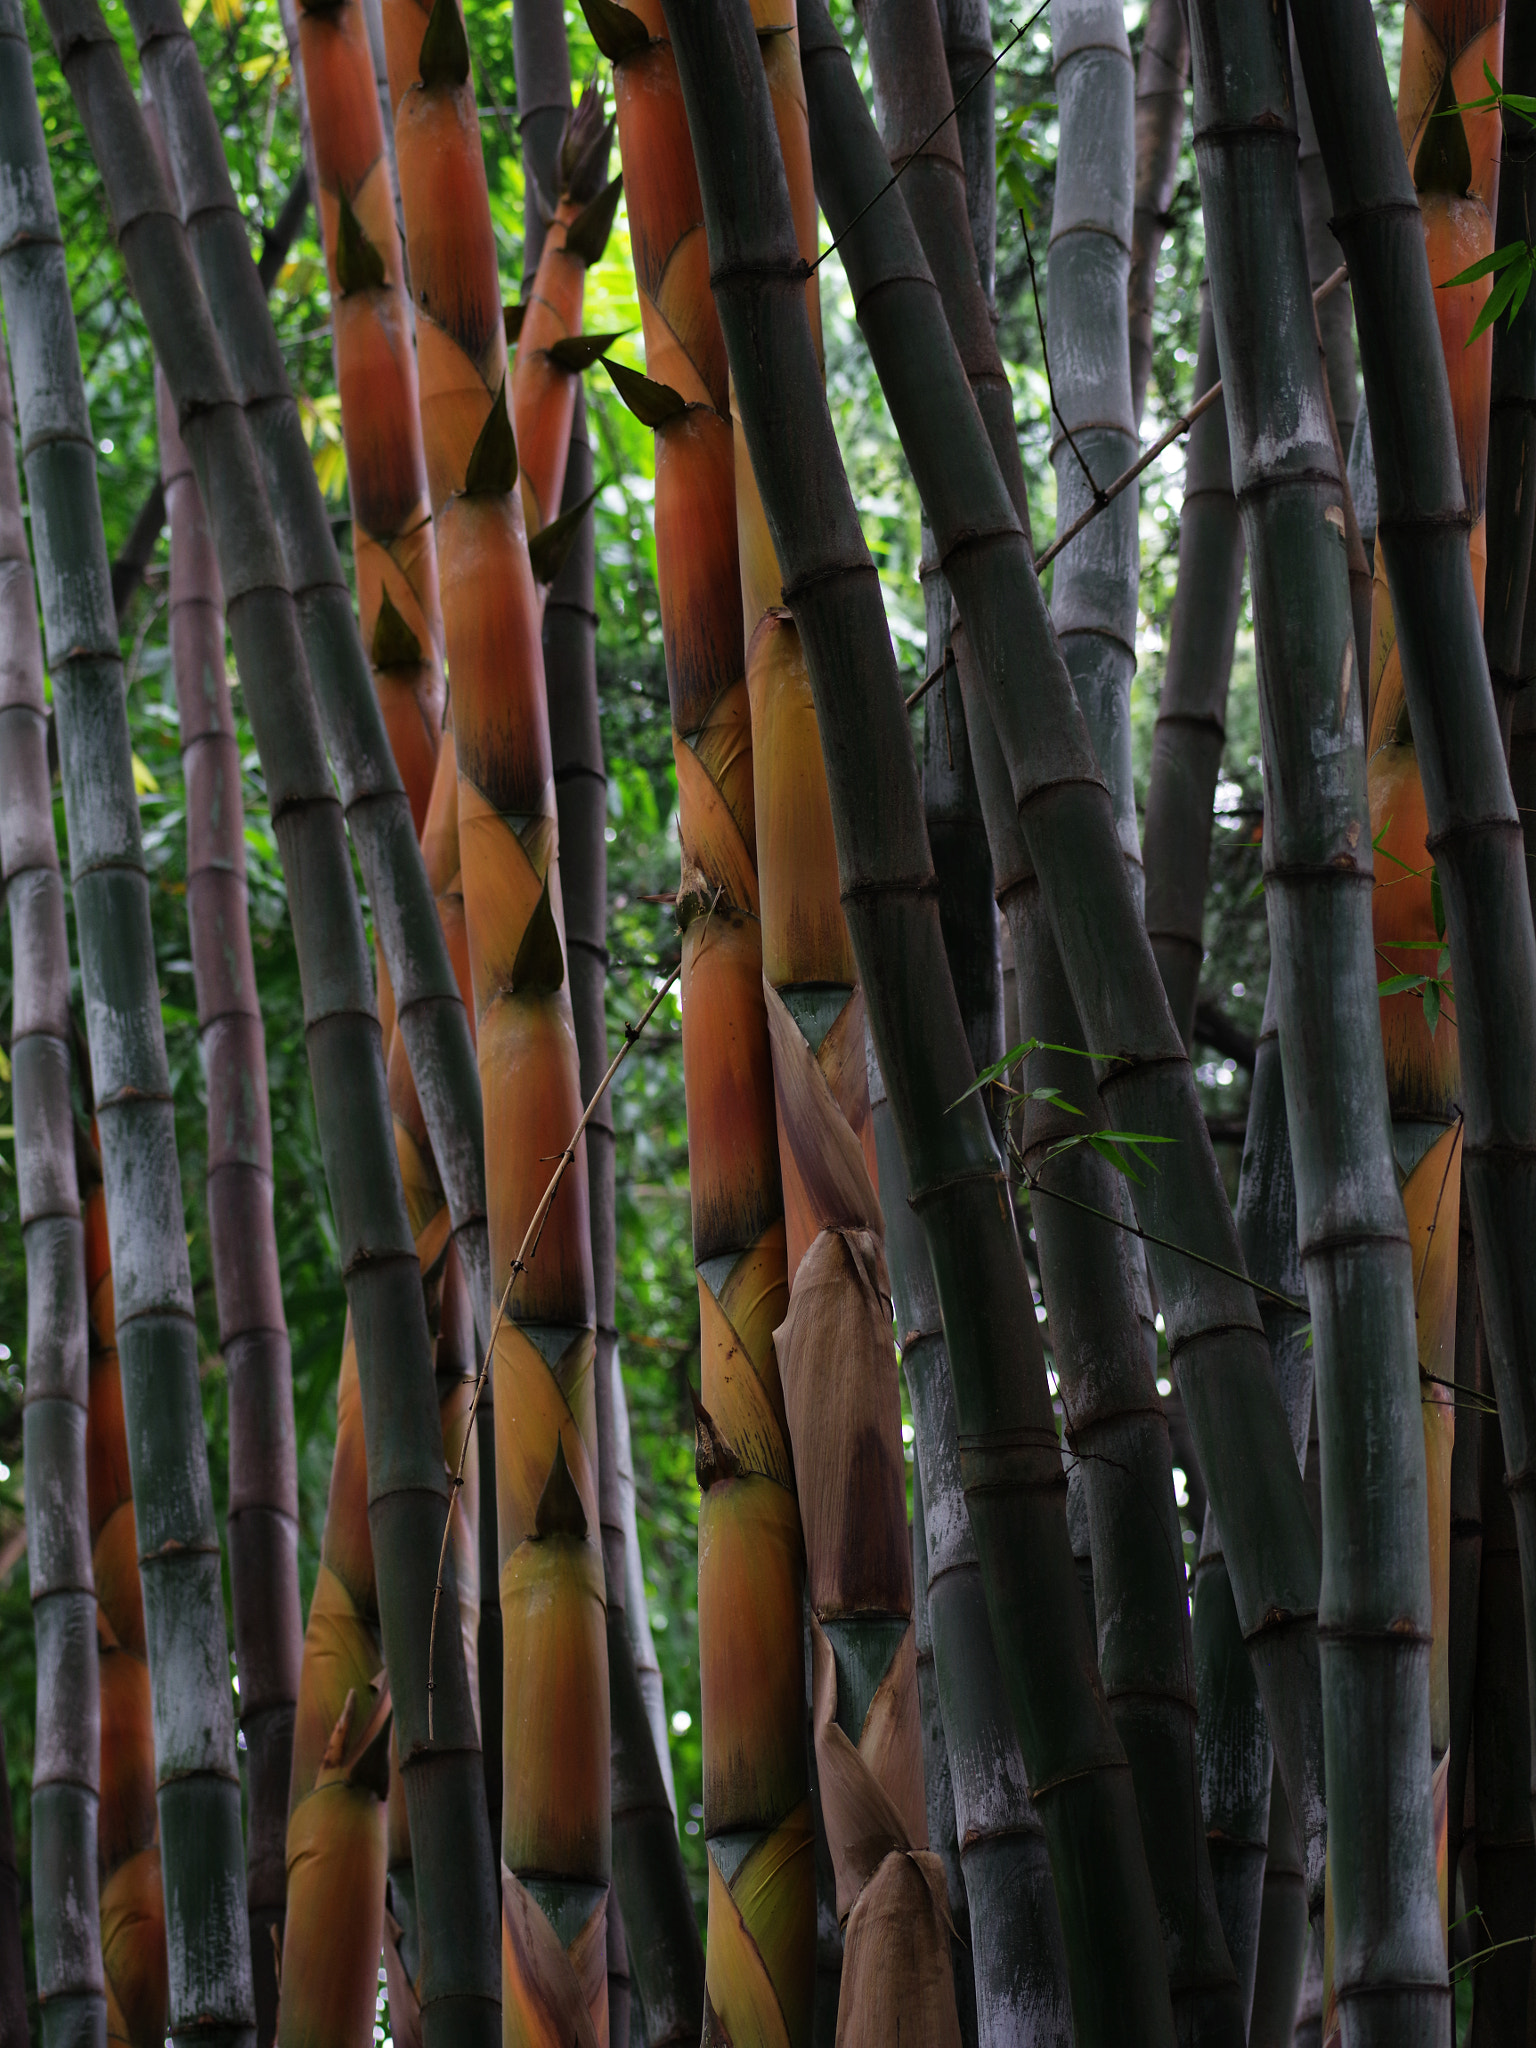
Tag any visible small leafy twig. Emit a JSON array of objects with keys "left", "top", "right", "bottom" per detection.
[{"left": 425, "top": 947, "right": 684, "bottom": 1735}]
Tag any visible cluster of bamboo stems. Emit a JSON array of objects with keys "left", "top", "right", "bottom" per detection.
[{"left": 4, "top": 0, "right": 1536, "bottom": 2041}]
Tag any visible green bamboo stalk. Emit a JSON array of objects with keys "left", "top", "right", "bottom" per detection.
[
  {"left": 1470, "top": 1395, "right": 1535, "bottom": 2042},
  {"left": 910, "top": 1456, "right": 977, "bottom": 2048},
  {"left": 1139, "top": 289, "right": 1245, "bottom": 1051},
  {"left": 1245, "top": 1763, "right": 1307, "bottom": 2048},
  {"left": 1287, "top": 6, "right": 1536, "bottom": 1911},
  {"left": 0, "top": 314, "right": 104, "bottom": 2048},
  {"left": 965, "top": 656, "right": 1244, "bottom": 2043},
  {"left": 1047, "top": 0, "right": 1141, "bottom": 899},
  {"left": 795, "top": 0, "right": 1327, "bottom": 1927},
  {"left": 158, "top": 368, "right": 301, "bottom": 2048},
  {"left": 34, "top": 13, "right": 501, "bottom": 2040},
  {"left": 126, "top": 0, "right": 493, "bottom": 1348},
  {"left": 1487, "top": 0, "right": 1536, "bottom": 736},
  {"left": 1128, "top": 0, "right": 1188, "bottom": 428},
  {"left": 871, "top": 1041, "right": 1072, "bottom": 2048},
  {"left": 1190, "top": 977, "right": 1310, "bottom": 2026},
  {"left": 0, "top": 16, "right": 254, "bottom": 2043},
  {"left": 1191, "top": 1, "right": 1445, "bottom": 2037},
  {"left": 659, "top": 3, "right": 1179, "bottom": 2039}
]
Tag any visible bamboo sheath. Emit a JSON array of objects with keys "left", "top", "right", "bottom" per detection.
[
  {"left": 1128, "top": 0, "right": 1188, "bottom": 429},
  {"left": 584, "top": 6, "right": 817, "bottom": 2042},
  {"left": 158, "top": 378, "right": 302, "bottom": 2048},
  {"left": 1191, "top": 976, "right": 1311, "bottom": 2033},
  {"left": 123, "top": 0, "right": 493, "bottom": 1358},
  {"left": 0, "top": 322, "right": 106, "bottom": 2048},
  {"left": 794, "top": 0, "right": 1329, "bottom": 1935},
  {"left": 0, "top": 20, "right": 257, "bottom": 2048},
  {"left": 661, "top": 2, "right": 1181, "bottom": 2039},
  {"left": 37, "top": 16, "right": 502, "bottom": 2042},
  {"left": 870, "top": 1044, "right": 1073, "bottom": 2048},
  {"left": 1139, "top": 292, "right": 1246, "bottom": 1053},
  {"left": 509, "top": 8, "right": 701, "bottom": 2030},
  {"left": 1192, "top": 3, "right": 1447, "bottom": 2038},
  {"left": 374, "top": 0, "right": 613, "bottom": 2035}
]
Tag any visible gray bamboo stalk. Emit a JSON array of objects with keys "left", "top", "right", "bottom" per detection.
[
  {"left": 1487, "top": 0, "right": 1536, "bottom": 736},
  {"left": 1191, "top": 0, "right": 1445, "bottom": 2036},
  {"left": 910, "top": 1455, "right": 977, "bottom": 2048},
  {"left": 965, "top": 653, "right": 1244, "bottom": 2044},
  {"left": 0, "top": 1717, "right": 24, "bottom": 2044},
  {"left": 126, "top": 0, "right": 493, "bottom": 1349},
  {"left": 1139, "top": 287, "right": 1245, "bottom": 1051},
  {"left": 796, "top": 0, "right": 1327, "bottom": 1928},
  {"left": 1470, "top": 1393, "right": 1535, "bottom": 2043},
  {"left": 1048, "top": 0, "right": 1141, "bottom": 899},
  {"left": 35, "top": 12, "right": 501, "bottom": 2039},
  {"left": 1445, "top": 1213, "right": 1480, "bottom": 1987},
  {"left": 1189, "top": 975, "right": 1310, "bottom": 2026},
  {"left": 664, "top": 2, "right": 1179, "bottom": 2038},
  {"left": 872, "top": 1038, "right": 1072, "bottom": 2048},
  {"left": 1287, "top": 10, "right": 1536, "bottom": 1922},
  {"left": 1128, "top": 0, "right": 1188, "bottom": 429},
  {"left": 1290, "top": 37, "right": 1355, "bottom": 456},
  {"left": 1244, "top": 1762, "right": 1307, "bottom": 2048},
  {"left": 158, "top": 368, "right": 301, "bottom": 2048},
  {"left": 0, "top": 314, "right": 104, "bottom": 2048},
  {"left": 0, "top": 14, "right": 255, "bottom": 2042},
  {"left": 935, "top": 0, "right": 995, "bottom": 301}
]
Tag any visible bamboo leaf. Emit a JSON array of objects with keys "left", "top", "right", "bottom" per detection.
[
  {"left": 543, "top": 329, "right": 629, "bottom": 373},
  {"left": 1440, "top": 243, "right": 1525, "bottom": 288},
  {"left": 532, "top": 1434, "right": 587, "bottom": 1539},
  {"left": 463, "top": 376, "right": 517, "bottom": 495},
  {"left": 417, "top": 0, "right": 470, "bottom": 90},
  {"left": 563, "top": 173, "right": 624, "bottom": 267},
  {"left": 510, "top": 870, "right": 565, "bottom": 994},
  {"left": 574, "top": 0, "right": 650, "bottom": 61},
  {"left": 335, "top": 189, "right": 385, "bottom": 295},
  {"left": 527, "top": 486, "right": 598, "bottom": 584},
  {"left": 1466, "top": 253, "right": 1531, "bottom": 343},
  {"left": 1430, "top": 863, "right": 1446, "bottom": 941},
  {"left": 370, "top": 587, "right": 423, "bottom": 670},
  {"left": 602, "top": 355, "right": 687, "bottom": 427},
  {"left": 1424, "top": 980, "right": 1441, "bottom": 1036},
  {"left": 1378, "top": 971, "right": 1431, "bottom": 996}
]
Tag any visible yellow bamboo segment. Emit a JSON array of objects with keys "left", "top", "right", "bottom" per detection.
[
  {"left": 598, "top": 4, "right": 811, "bottom": 2038},
  {"left": 84, "top": 1149, "right": 169, "bottom": 2048},
  {"left": 378, "top": 3, "right": 607, "bottom": 2035}
]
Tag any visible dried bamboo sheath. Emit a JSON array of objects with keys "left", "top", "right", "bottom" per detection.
[
  {"left": 0, "top": 11, "right": 255, "bottom": 2043},
  {"left": 0, "top": 308, "right": 106, "bottom": 2048}
]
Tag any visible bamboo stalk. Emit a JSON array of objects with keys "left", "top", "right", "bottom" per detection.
[
  {"left": 0, "top": 15, "right": 254, "bottom": 2043},
  {"left": 1486, "top": 0, "right": 1536, "bottom": 733},
  {"left": 794, "top": 0, "right": 1328, "bottom": 1936},
  {"left": 1291, "top": 40, "right": 1357, "bottom": 458},
  {"left": 1245, "top": 1763, "right": 1308, "bottom": 2048},
  {"left": 0, "top": 313, "right": 105, "bottom": 2048},
  {"left": 1191, "top": 1, "right": 1446, "bottom": 2036},
  {"left": 1445, "top": 1210, "right": 1481, "bottom": 1987},
  {"left": 126, "top": 0, "right": 493, "bottom": 1352},
  {"left": 870, "top": 1042, "right": 1073, "bottom": 2048},
  {"left": 1284, "top": 13, "right": 1536, "bottom": 1905},
  {"left": 34, "top": 15, "right": 502, "bottom": 2041},
  {"left": 658, "top": 1, "right": 1182, "bottom": 2037},
  {"left": 0, "top": 1719, "right": 23, "bottom": 2045},
  {"left": 934, "top": 0, "right": 995, "bottom": 302},
  {"left": 1139, "top": 289, "right": 1245, "bottom": 1051},
  {"left": 1128, "top": 0, "right": 1188, "bottom": 428},
  {"left": 158, "top": 373, "right": 301, "bottom": 2048}
]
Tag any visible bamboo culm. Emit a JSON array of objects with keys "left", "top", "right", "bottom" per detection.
[
  {"left": 1191, "top": 2, "right": 1445, "bottom": 2038},
  {"left": 0, "top": 307, "right": 105, "bottom": 2048},
  {"left": 0, "top": 12, "right": 255, "bottom": 2043},
  {"left": 794, "top": 0, "right": 1327, "bottom": 1926},
  {"left": 36, "top": 13, "right": 502, "bottom": 2040},
  {"left": 1127, "top": 0, "right": 1188, "bottom": 428},
  {"left": 1486, "top": 0, "right": 1536, "bottom": 732},
  {"left": 871, "top": 1041, "right": 1073, "bottom": 2048},
  {"left": 159, "top": 372, "right": 302, "bottom": 2048},
  {"left": 0, "top": 1719, "right": 24, "bottom": 2046},
  {"left": 1286, "top": 4, "right": 1536, "bottom": 1929},
  {"left": 127, "top": 0, "right": 493, "bottom": 1350},
  {"left": 1139, "top": 290, "right": 1245, "bottom": 1052},
  {"left": 662, "top": 0, "right": 1182, "bottom": 2038}
]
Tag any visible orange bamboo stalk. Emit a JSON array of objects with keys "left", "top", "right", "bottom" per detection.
[
  {"left": 378, "top": 2, "right": 608, "bottom": 2036},
  {"left": 1367, "top": 0, "right": 1503, "bottom": 1796},
  {"left": 83, "top": 1138, "right": 169, "bottom": 2048},
  {"left": 594, "top": 2, "right": 813, "bottom": 2039}
]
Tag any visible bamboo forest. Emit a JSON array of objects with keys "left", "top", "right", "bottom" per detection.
[{"left": 2, "top": 0, "right": 1535, "bottom": 2038}]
